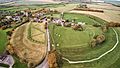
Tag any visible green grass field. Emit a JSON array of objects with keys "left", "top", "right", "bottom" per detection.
[
  {"left": 13, "top": 56, "right": 27, "bottom": 68},
  {"left": 0, "top": 30, "right": 8, "bottom": 54},
  {"left": 61, "top": 28, "right": 120, "bottom": 68},
  {"left": 48, "top": 13, "right": 119, "bottom": 68},
  {"left": 47, "top": 13, "right": 104, "bottom": 25},
  {"left": 63, "top": 13, "right": 99, "bottom": 25},
  {"left": 0, "top": 29, "right": 27, "bottom": 68},
  {"left": 49, "top": 24, "right": 116, "bottom": 61}
]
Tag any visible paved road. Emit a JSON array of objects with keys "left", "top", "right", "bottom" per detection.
[
  {"left": 0, "top": 2, "right": 15, "bottom": 5},
  {"left": 36, "top": 55, "right": 48, "bottom": 68},
  {"left": 0, "top": 55, "right": 15, "bottom": 68},
  {"left": 36, "top": 28, "right": 50, "bottom": 68},
  {"left": 63, "top": 28, "right": 119, "bottom": 64}
]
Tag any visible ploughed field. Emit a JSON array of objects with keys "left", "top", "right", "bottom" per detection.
[{"left": 48, "top": 13, "right": 118, "bottom": 68}]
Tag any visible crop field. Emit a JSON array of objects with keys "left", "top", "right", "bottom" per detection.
[{"left": 48, "top": 13, "right": 118, "bottom": 68}]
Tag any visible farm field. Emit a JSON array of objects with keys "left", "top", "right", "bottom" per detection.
[
  {"left": 46, "top": 13, "right": 106, "bottom": 25},
  {"left": 0, "top": 3, "right": 65, "bottom": 11}
]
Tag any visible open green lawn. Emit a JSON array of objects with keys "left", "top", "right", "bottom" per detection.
[{"left": 0, "top": 30, "right": 8, "bottom": 54}]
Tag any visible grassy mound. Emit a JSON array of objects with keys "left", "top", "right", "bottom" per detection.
[
  {"left": 62, "top": 28, "right": 120, "bottom": 68},
  {"left": 49, "top": 24, "right": 115, "bottom": 61},
  {"left": 48, "top": 13, "right": 118, "bottom": 68}
]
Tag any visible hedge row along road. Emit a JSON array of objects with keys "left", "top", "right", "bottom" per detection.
[{"left": 62, "top": 28, "right": 119, "bottom": 64}]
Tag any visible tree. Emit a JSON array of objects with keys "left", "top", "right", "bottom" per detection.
[{"left": 90, "top": 34, "right": 106, "bottom": 47}]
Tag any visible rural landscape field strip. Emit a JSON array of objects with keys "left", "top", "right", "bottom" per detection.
[{"left": 62, "top": 28, "right": 119, "bottom": 63}]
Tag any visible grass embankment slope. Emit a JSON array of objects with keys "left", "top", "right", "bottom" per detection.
[
  {"left": 48, "top": 13, "right": 118, "bottom": 68},
  {"left": 62, "top": 28, "right": 120, "bottom": 68},
  {"left": 108, "top": 28, "right": 120, "bottom": 68},
  {"left": 0, "top": 29, "right": 27, "bottom": 68},
  {"left": 13, "top": 56, "right": 27, "bottom": 68},
  {"left": 49, "top": 24, "right": 115, "bottom": 61},
  {"left": 0, "top": 30, "right": 7, "bottom": 54}
]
